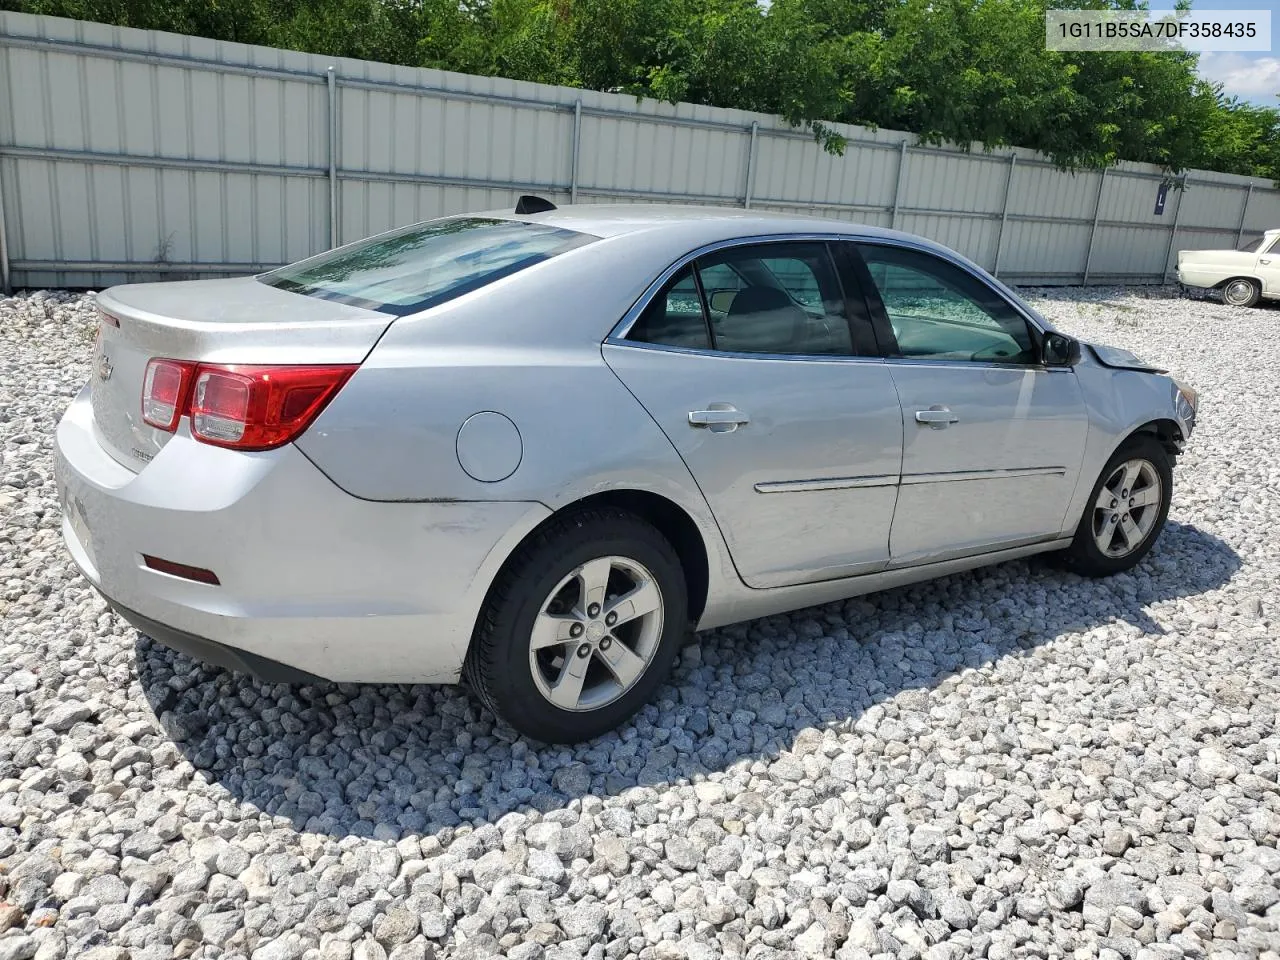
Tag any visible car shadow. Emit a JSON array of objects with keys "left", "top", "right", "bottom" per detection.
[{"left": 135, "top": 520, "right": 1241, "bottom": 840}]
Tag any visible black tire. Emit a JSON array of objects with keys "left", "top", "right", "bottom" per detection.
[
  {"left": 464, "top": 507, "right": 688, "bottom": 744},
  {"left": 1221, "top": 278, "right": 1261, "bottom": 308},
  {"left": 1060, "top": 434, "right": 1173, "bottom": 577}
]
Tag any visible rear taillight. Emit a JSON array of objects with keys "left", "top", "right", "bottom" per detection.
[
  {"left": 190, "top": 365, "right": 356, "bottom": 450},
  {"left": 142, "top": 359, "right": 197, "bottom": 431},
  {"left": 140, "top": 361, "right": 356, "bottom": 451}
]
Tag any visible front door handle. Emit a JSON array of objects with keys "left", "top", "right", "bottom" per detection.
[
  {"left": 1261, "top": 258, "right": 1273, "bottom": 265},
  {"left": 915, "top": 405, "right": 959, "bottom": 429},
  {"left": 689, "top": 404, "right": 750, "bottom": 433}
]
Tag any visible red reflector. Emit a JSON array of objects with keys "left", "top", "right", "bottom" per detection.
[
  {"left": 97, "top": 308, "right": 120, "bottom": 328},
  {"left": 142, "top": 359, "right": 197, "bottom": 432},
  {"left": 142, "top": 555, "right": 221, "bottom": 585}
]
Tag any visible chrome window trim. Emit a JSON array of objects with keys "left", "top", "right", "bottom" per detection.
[
  {"left": 883, "top": 357, "right": 1074, "bottom": 374},
  {"left": 601, "top": 338, "right": 890, "bottom": 365},
  {"left": 754, "top": 474, "right": 899, "bottom": 494},
  {"left": 605, "top": 232, "right": 1054, "bottom": 365}
]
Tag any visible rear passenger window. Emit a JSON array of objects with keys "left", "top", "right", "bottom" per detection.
[
  {"left": 628, "top": 242, "right": 865, "bottom": 357},
  {"left": 759, "top": 256, "right": 823, "bottom": 309},
  {"left": 629, "top": 266, "right": 710, "bottom": 350}
]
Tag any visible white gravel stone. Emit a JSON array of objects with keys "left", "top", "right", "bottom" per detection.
[{"left": 1, "top": 286, "right": 1278, "bottom": 957}]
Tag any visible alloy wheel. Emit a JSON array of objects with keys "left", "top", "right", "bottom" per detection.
[
  {"left": 528, "top": 555, "right": 664, "bottom": 712},
  {"left": 1092, "top": 458, "right": 1162, "bottom": 558}
]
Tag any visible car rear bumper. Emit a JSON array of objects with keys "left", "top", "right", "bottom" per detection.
[
  {"left": 54, "top": 384, "right": 551, "bottom": 684},
  {"left": 105, "top": 599, "right": 326, "bottom": 684}
]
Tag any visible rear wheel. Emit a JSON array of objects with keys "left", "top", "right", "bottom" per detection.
[
  {"left": 1222, "top": 278, "right": 1261, "bottom": 307},
  {"left": 1061, "top": 435, "right": 1172, "bottom": 577},
  {"left": 464, "top": 508, "right": 688, "bottom": 743}
]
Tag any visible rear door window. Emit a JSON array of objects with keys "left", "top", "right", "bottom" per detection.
[
  {"left": 628, "top": 241, "right": 868, "bottom": 357},
  {"left": 259, "top": 217, "right": 596, "bottom": 315},
  {"left": 629, "top": 266, "right": 712, "bottom": 349}
]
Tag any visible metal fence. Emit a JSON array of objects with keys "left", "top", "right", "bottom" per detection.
[{"left": 1, "top": 10, "right": 1277, "bottom": 292}]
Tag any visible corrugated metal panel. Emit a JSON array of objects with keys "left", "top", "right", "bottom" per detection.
[
  {"left": 897, "top": 213, "right": 1001, "bottom": 270},
  {"left": 1010, "top": 164, "right": 1100, "bottom": 220},
  {"left": 1176, "top": 182, "right": 1246, "bottom": 233},
  {"left": 1092, "top": 225, "right": 1170, "bottom": 278},
  {"left": 1243, "top": 190, "right": 1280, "bottom": 237},
  {"left": 0, "top": 9, "right": 1276, "bottom": 291},
  {"left": 900, "top": 151, "right": 1007, "bottom": 216},
  {"left": 1000, "top": 221, "right": 1092, "bottom": 280}
]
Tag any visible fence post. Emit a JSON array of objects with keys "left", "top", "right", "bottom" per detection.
[
  {"left": 327, "top": 66, "right": 339, "bottom": 249},
  {"left": 0, "top": 45, "right": 9, "bottom": 294},
  {"left": 1162, "top": 177, "right": 1185, "bottom": 283},
  {"left": 1235, "top": 183, "right": 1253, "bottom": 247},
  {"left": 1082, "top": 167, "right": 1108, "bottom": 286},
  {"left": 743, "top": 121, "right": 759, "bottom": 208},
  {"left": 0, "top": 161, "right": 10, "bottom": 294},
  {"left": 570, "top": 99, "right": 582, "bottom": 203},
  {"left": 890, "top": 140, "right": 908, "bottom": 229},
  {"left": 992, "top": 154, "right": 1017, "bottom": 278}
]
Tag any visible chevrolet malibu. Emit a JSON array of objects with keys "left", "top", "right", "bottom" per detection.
[{"left": 55, "top": 202, "right": 1198, "bottom": 743}]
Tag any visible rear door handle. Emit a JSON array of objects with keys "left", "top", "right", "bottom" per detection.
[
  {"left": 689, "top": 404, "right": 750, "bottom": 432},
  {"left": 915, "top": 405, "right": 959, "bottom": 429}
]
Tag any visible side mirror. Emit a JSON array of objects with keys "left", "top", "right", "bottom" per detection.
[{"left": 1042, "top": 331, "right": 1081, "bottom": 367}]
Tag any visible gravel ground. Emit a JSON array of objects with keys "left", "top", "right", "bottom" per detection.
[{"left": 1, "top": 286, "right": 1277, "bottom": 960}]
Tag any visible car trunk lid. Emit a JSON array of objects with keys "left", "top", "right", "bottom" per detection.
[{"left": 91, "top": 277, "right": 393, "bottom": 471}]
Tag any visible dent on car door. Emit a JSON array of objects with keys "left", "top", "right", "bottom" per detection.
[
  {"left": 603, "top": 240, "right": 903, "bottom": 589},
  {"left": 847, "top": 241, "right": 1090, "bottom": 565}
]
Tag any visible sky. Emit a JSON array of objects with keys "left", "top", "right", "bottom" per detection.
[{"left": 1186, "top": 0, "right": 1279, "bottom": 105}]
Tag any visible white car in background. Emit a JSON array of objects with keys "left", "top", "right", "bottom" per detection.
[{"left": 1177, "top": 229, "right": 1279, "bottom": 307}]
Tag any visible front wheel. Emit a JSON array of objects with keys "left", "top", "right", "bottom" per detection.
[
  {"left": 464, "top": 508, "right": 688, "bottom": 743},
  {"left": 1060, "top": 435, "right": 1173, "bottom": 577}
]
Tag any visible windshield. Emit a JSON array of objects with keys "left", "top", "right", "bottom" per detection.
[{"left": 260, "top": 217, "right": 596, "bottom": 315}]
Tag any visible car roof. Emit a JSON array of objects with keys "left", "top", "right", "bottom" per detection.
[{"left": 476, "top": 202, "right": 912, "bottom": 244}]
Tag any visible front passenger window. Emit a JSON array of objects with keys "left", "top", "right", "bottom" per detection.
[{"left": 857, "top": 244, "right": 1035, "bottom": 364}]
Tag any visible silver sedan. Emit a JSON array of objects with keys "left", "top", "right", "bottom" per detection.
[{"left": 54, "top": 202, "right": 1199, "bottom": 742}]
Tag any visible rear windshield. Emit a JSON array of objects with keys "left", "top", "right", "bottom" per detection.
[{"left": 259, "top": 217, "right": 596, "bottom": 315}]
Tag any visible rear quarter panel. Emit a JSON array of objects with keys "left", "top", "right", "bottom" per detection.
[
  {"left": 1176, "top": 250, "right": 1257, "bottom": 288},
  {"left": 296, "top": 231, "right": 714, "bottom": 511},
  {"left": 298, "top": 342, "right": 706, "bottom": 512}
]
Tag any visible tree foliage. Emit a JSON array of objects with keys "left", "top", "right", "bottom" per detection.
[{"left": 6, "top": 0, "right": 1277, "bottom": 179}]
